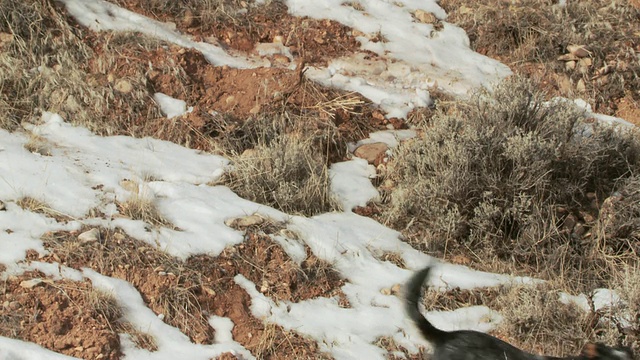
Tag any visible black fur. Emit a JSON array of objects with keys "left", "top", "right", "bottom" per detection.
[{"left": 405, "top": 266, "right": 634, "bottom": 360}]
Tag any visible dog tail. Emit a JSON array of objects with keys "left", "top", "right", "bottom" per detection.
[{"left": 405, "top": 266, "right": 448, "bottom": 344}]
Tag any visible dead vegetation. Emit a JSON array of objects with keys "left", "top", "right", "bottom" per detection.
[
  {"left": 34, "top": 225, "right": 344, "bottom": 357},
  {"left": 382, "top": 77, "right": 640, "bottom": 289},
  {"left": 0, "top": 274, "right": 122, "bottom": 360},
  {"left": 440, "top": 0, "right": 640, "bottom": 121}
]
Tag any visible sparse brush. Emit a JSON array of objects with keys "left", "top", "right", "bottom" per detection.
[
  {"left": 117, "top": 321, "right": 158, "bottom": 351},
  {"left": 440, "top": 0, "right": 640, "bottom": 116},
  {"left": 383, "top": 77, "right": 640, "bottom": 287},
  {"left": 117, "top": 194, "right": 174, "bottom": 228},
  {"left": 23, "top": 134, "right": 51, "bottom": 156},
  {"left": 16, "top": 196, "right": 71, "bottom": 221},
  {"left": 495, "top": 283, "right": 590, "bottom": 356},
  {"left": 154, "top": 286, "right": 213, "bottom": 343},
  {"left": 87, "top": 288, "right": 123, "bottom": 325},
  {"left": 226, "top": 132, "right": 341, "bottom": 216}
]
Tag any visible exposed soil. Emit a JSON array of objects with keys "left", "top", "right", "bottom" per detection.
[
  {"left": 0, "top": 273, "right": 121, "bottom": 360},
  {"left": 111, "top": 0, "right": 361, "bottom": 66},
  {"left": 440, "top": 0, "right": 640, "bottom": 124},
  {"left": 26, "top": 224, "right": 345, "bottom": 359}
]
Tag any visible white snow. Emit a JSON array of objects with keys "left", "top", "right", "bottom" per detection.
[
  {"left": 0, "top": 0, "right": 634, "bottom": 359},
  {"left": 154, "top": 93, "right": 193, "bottom": 119}
]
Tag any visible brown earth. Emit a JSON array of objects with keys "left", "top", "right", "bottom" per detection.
[
  {"left": 111, "top": 0, "right": 361, "bottom": 66},
  {"left": 0, "top": 272, "right": 121, "bottom": 360},
  {"left": 25, "top": 224, "right": 345, "bottom": 359}
]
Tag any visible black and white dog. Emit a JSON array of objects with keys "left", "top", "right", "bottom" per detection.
[{"left": 405, "top": 266, "right": 634, "bottom": 360}]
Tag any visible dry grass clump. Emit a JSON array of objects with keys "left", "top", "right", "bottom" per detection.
[
  {"left": 117, "top": 321, "right": 159, "bottom": 351},
  {"left": 221, "top": 112, "right": 343, "bottom": 216},
  {"left": 440, "top": 0, "right": 640, "bottom": 115},
  {"left": 15, "top": 196, "right": 72, "bottom": 221},
  {"left": 495, "top": 280, "right": 638, "bottom": 356},
  {"left": 87, "top": 288, "right": 124, "bottom": 325},
  {"left": 226, "top": 133, "right": 340, "bottom": 216},
  {"left": 383, "top": 77, "right": 640, "bottom": 287},
  {"left": 496, "top": 284, "right": 590, "bottom": 356},
  {"left": 117, "top": 193, "right": 175, "bottom": 228}
]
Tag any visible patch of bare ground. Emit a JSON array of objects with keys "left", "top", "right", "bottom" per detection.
[
  {"left": 440, "top": 0, "right": 640, "bottom": 124},
  {"left": 110, "top": 0, "right": 361, "bottom": 66},
  {"left": 0, "top": 272, "right": 122, "bottom": 360},
  {"left": 32, "top": 225, "right": 344, "bottom": 358},
  {"left": 375, "top": 336, "right": 426, "bottom": 360}
]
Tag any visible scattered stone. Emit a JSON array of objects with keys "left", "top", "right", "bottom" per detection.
[
  {"left": 557, "top": 53, "right": 580, "bottom": 62},
  {"left": 414, "top": 9, "right": 436, "bottom": 24},
  {"left": 0, "top": 32, "right": 13, "bottom": 49},
  {"left": 182, "top": 9, "right": 195, "bottom": 27},
  {"left": 567, "top": 44, "right": 591, "bottom": 58},
  {"left": 114, "top": 79, "right": 133, "bottom": 93},
  {"left": 249, "top": 104, "right": 261, "bottom": 115},
  {"left": 272, "top": 54, "right": 290, "bottom": 65},
  {"left": 563, "top": 214, "right": 577, "bottom": 232},
  {"left": 8, "top": 301, "right": 21, "bottom": 310},
  {"left": 225, "top": 214, "right": 265, "bottom": 229},
  {"left": 202, "top": 285, "right": 217, "bottom": 296},
  {"left": 78, "top": 228, "right": 101, "bottom": 243},
  {"left": 354, "top": 142, "right": 388, "bottom": 164},
  {"left": 20, "top": 278, "right": 44, "bottom": 289},
  {"left": 390, "top": 284, "right": 402, "bottom": 295}
]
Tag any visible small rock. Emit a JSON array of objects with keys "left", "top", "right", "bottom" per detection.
[
  {"left": 414, "top": 9, "right": 436, "bottom": 24},
  {"left": 114, "top": 79, "right": 133, "bottom": 93},
  {"left": 225, "top": 214, "right": 265, "bottom": 228},
  {"left": 563, "top": 214, "right": 577, "bottom": 232},
  {"left": 8, "top": 301, "right": 21, "bottom": 310},
  {"left": 272, "top": 54, "right": 290, "bottom": 65},
  {"left": 557, "top": 53, "right": 580, "bottom": 62},
  {"left": 573, "top": 223, "right": 586, "bottom": 237},
  {"left": 158, "top": 313, "right": 165, "bottom": 320},
  {"left": 354, "top": 142, "right": 388, "bottom": 164},
  {"left": 158, "top": 271, "right": 167, "bottom": 276},
  {"left": 78, "top": 228, "right": 101, "bottom": 243},
  {"left": 567, "top": 44, "right": 591, "bottom": 58},
  {"left": 20, "top": 278, "right": 43, "bottom": 289},
  {"left": 249, "top": 104, "right": 261, "bottom": 115},
  {"left": 0, "top": 32, "right": 14, "bottom": 48},
  {"left": 380, "top": 288, "right": 391, "bottom": 295},
  {"left": 390, "top": 284, "right": 402, "bottom": 295},
  {"left": 202, "top": 286, "right": 217, "bottom": 296}
]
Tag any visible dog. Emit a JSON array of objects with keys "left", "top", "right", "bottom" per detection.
[{"left": 405, "top": 266, "right": 634, "bottom": 360}]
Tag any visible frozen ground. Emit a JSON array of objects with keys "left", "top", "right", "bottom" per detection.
[{"left": 0, "top": 0, "right": 632, "bottom": 359}]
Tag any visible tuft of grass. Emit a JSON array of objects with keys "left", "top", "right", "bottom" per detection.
[
  {"left": 117, "top": 193, "right": 174, "bottom": 228},
  {"left": 86, "top": 288, "right": 123, "bottom": 326},
  {"left": 233, "top": 134, "right": 338, "bottom": 215},
  {"left": 383, "top": 77, "right": 640, "bottom": 288},
  {"left": 154, "top": 285, "right": 212, "bottom": 343},
  {"left": 495, "top": 284, "right": 590, "bottom": 356},
  {"left": 117, "top": 321, "right": 158, "bottom": 351},
  {"left": 23, "top": 134, "right": 51, "bottom": 156},
  {"left": 225, "top": 130, "right": 341, "bottom": 216},
  {"left": 16, "top": 196, "right": 72, "bottom": 221}
]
